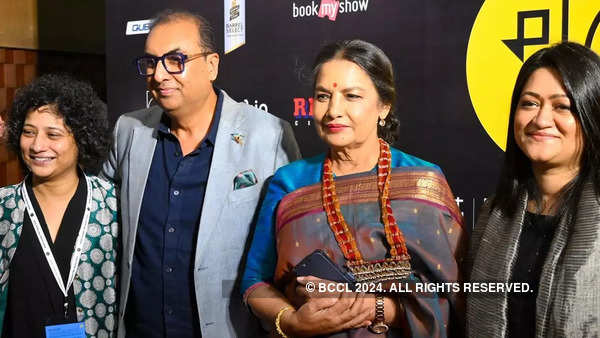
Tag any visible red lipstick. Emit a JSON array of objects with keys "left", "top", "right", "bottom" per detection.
[{"left": 326, "top": 123, "right": 347, "bottom": 132}]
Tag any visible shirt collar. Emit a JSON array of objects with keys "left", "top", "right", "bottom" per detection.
[{"left": 157, "top": 87, "right": 223, "bottom": 146}]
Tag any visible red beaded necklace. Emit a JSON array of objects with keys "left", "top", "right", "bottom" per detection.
[{"left": 322, "top": 139, "right": 411, "bottom": 283}]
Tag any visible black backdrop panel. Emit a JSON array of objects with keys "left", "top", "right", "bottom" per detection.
[{"left": 108, "top": 0, "right": 598, "bottom": 228}]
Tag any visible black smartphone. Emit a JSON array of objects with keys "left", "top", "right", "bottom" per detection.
[{"left": 293, "top": 249, "right": 356, "bottom": 286}]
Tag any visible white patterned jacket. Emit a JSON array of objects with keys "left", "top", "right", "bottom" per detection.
[{"left": 0, "top": 175, "right": 119, "bottom": 338}]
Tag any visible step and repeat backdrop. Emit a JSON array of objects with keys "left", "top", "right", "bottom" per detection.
[{"left": 106, "top": 0, "right": 600, "bottom": 229}]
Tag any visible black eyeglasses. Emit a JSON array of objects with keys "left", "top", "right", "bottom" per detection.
[{"left": 135, "top": 51, "right": 211, "bottom": 76}]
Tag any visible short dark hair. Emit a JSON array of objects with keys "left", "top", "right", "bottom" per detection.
[
  {"left": 311, "top": 40, "right": 399, "bottom": 144},
  {"left": 150, "top": 9, "right": 217, "bottom": 54},
  {"left": 492, "top": 41, "right": 600, "bottom": 217},
  {"left": 7, "top": 74, "right": 111, "bottom": 175}
]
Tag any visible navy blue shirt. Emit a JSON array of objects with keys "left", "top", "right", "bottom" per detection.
[{"left": 125, "top": 91, "right": 223, "bottom": 338}]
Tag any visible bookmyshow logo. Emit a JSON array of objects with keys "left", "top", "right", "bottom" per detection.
[{"left": 292, "top": 0, "right": 370, "bottom": 21}]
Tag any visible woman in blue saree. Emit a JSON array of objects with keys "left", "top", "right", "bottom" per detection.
[{"left": 242, "top": 40, "right": 466, "bottom": 337}]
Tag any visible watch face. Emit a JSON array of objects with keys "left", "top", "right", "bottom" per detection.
[{"left": 370, "top": 323, "right": 389, "bottom": 334}]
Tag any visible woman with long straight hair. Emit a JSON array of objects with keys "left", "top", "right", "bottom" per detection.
[{"left": 468, "top": 41, "right": 600, "bottom": 337}]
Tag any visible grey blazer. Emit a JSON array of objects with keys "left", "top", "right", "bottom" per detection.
[{"left": 102, "top": 89, "right": 301, "bottom": 337}]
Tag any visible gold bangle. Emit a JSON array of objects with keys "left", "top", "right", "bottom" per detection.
[{"left": 275, "top": 305, "right": 293, "bottom": 338}]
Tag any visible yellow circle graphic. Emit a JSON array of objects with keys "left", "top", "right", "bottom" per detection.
[{"left": 466, "top": 0, "right": 600, "bottom": 150}]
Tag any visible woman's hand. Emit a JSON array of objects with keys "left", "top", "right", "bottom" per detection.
[
  {"left": 280, "top": 276, "right": 375, "bottom": 337},
  {"left": 294, "top": 275, "right": 345, "bottom": 299}
]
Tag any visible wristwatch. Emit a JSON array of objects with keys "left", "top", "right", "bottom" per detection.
[{"left": 369, "top": 294, "right": 389, "bottom": 334}]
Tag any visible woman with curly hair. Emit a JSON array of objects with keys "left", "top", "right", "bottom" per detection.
[{"left": 0, "top": 74, "right": 118, "bottom": 337}]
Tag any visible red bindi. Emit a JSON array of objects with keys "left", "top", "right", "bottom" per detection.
[{"left": 333, "top": 82, "right": 337, "bottom": 88}]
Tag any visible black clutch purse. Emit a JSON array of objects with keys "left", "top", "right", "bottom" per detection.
[{"left": 293, "top": 249, "right": 356, "bottom": 287}]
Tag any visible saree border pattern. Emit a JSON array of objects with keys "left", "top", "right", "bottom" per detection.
[{"left": 276, "top": 168, "right": 462, "bottom": 233}]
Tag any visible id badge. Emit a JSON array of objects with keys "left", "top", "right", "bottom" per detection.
[{"left": 45, "top": 322, "right": 86, "bottom": 338}]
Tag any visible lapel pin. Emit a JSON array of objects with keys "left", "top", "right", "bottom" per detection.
[{"left": 231, "top": 133, "right": 245, "bottom": 145}]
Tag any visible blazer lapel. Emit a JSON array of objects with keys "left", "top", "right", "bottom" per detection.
[
  {"left": 126, "top": 125, "right": 157, "bottom": 263},
  {"left": 195, "top": 91, "right": 248, "bottom": 262}
]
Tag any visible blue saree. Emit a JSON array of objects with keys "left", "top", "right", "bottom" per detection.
[{"left": 242, "top": 148, "right": 466, "bottom": 337}]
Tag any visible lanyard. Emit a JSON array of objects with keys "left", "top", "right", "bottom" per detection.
[{"left": 21, "top": 176, "right": 92, "bottom": 317}]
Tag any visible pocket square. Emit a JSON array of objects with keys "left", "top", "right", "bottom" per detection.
[{"left": 234, "top": 169, "right": 258, "bottom": 190}]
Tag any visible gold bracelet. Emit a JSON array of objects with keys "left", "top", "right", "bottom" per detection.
[{"left": 275, "top": 305, "right": 293, "bottom": 338}]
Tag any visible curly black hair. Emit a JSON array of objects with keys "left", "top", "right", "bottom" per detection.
[{"left": 7, "top": 74, "right": 111, "bottom": 175}]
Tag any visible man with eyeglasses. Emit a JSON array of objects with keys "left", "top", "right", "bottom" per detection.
[{"left": 102, "top": 9, "right": 300, "bottom": 338}]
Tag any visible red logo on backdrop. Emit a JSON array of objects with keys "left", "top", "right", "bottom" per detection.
[
  {"left": 318, "top": 0, "right": 340, "bottom": 21},
  {"left": 293, "top": 97, "right": 314, "bottom": 119}
]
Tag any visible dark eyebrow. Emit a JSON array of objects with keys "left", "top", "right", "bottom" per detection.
[
  {"left": 521, "top": 91, "right": 541, "bottom": 99},
  {"left": 46, "top": 126, "right": 66, "bottom": 132},
  {"left": 521, "top": 91, "right": 568, "bottom": 100},
  {"left": 22, "top": 124, "right": 66, "bottom": 132},
  {"left": 549, "top": 94, "right": 568, "bottom": 99},
  {"left": 341, "top": 86, "right": 365, "bottom": 93},
  {"left": 144, "top": 48, "right": 182, "bottom": 57},
  {"left": 315, "top": 85, "right": 331, "bottom": 93},
  {"left": 314, "top": 85, "right": 365, "bottom": 93}
]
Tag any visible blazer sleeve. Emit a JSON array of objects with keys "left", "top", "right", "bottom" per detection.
[
  {"left": 101, "top": 116, "right": 122, "bottom": 184},
  {"left": 274, "top": 120, "right": 301, "bottom": 170},
  {"left": 240, "top": 169, "right": 290, "bottom": 301}
]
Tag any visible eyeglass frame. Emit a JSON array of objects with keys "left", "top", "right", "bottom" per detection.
[{"left": 135, "top": 51, "right": 213, "bottom": 76}]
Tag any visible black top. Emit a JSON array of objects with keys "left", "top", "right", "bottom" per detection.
[
  {"left": 507, "top": 211, "right": 559, "bottom": 338},
  {"left": 3, "top": 175, "right": 86, "bottom": 338},
  {"left": 125, "top": 89, "right": 223, "bottom": 338}
]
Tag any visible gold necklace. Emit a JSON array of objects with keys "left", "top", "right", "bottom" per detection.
[{"left": 322, "top": 139, "right": 411, "bottom": 283}]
